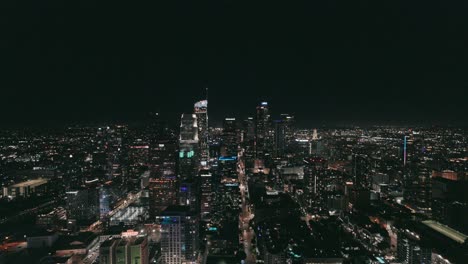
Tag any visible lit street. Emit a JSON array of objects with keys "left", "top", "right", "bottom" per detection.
[{"left": 238, "top": 152, "right": 256, "bottom": 264}]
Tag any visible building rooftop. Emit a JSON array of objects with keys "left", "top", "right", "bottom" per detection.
[
  {"left": 422, "top": 220, "right": 468, "bottom": 244},
  {"left": 11, "top": 178, "right": 47, "bottom": 187},
  {"left": 132, "top": 237, "right": 146, "bottom": 246}
]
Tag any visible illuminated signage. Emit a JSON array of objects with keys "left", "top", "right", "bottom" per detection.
[{"left": 219, "top": 156, "right": 237, "bottom": 161}]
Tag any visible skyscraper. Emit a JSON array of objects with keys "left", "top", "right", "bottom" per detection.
[
  {"left": 99, "top": 239, "right": 117, "bottom": 264},
  {"left": 242, "top": 117, "right": 255, "bottom": 169},
  {"left": 255, "top": 101, "right": 272, "bottom": 159},
  {"left": 303, "top": 157, "right": 328, "bottom": 212},
  {"left": 222, "top": 117, "right": 238, "bottom": 157},
  {"left": 397, "top": 230, "right": 431, "bottom": 264},
  {"left": 157, "top": 206, "right": 199, "bottom": 264},
  {"left": 273, "top": 114, "right": 294, "bottom": 157},
  {"left": 148, "top": 177, "right": 177, "bottom": 217},
  {"left": 66, "top": 187, "right": 100, "bottom": 224},
  {"left": 352, "top": 154, "right": 371, "bottom": 190},
  {"left": 200, "top": 170, "right": 213, "bottom": 221},
  {"left": 179, "top": 114, "right": 199, "bottom": 181},
  {"left": 129, "top": 237, "right": 149, "bottom": 264},
  {"left": 194, "top": 98, "right": 209, "bottom": 167},
  {"left": 100, "top": 237, "right": 149, "bottom": 264}
]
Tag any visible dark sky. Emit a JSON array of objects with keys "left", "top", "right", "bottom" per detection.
[{"left": 2, "top": 1, "right": 467, "bottom": 127}]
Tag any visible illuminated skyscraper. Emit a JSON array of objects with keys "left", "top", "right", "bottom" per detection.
[
  {"left": 397, "top": 230, "right": 431, "bottom": 264},
  {"left": 241, "top": 117, "right": 255, "bottom": 169},
  {"left": 222, "top": 117, "right": 238, "bottom": 157},
  {"left": 148, "top": 177, "right": 177, "bottom": 217},
  {"left": 352, "top": 154, "right": 370, "bottom": 189},
  {"left": 303, "top": 157, "right": 328, "bottom": 212},
  {"left": 243, "top": 117, "right": 255, "bottom": 143},
  {"left": 199, "top": 170, "right": 212, "bottom": 220},
  {"left": 157, "top": 206, "right": 199, "bottom": 264},
  {"left": 255, "top": 101, "right": 272, "bottom": 159},
  {"left": 194, "top": 97, "right": 209, "bottom": 167},
  {"left": 273, "top": 114, "right": 294, "bottom": 157},
  {"left": 179, "top": 114, "right": 199, "bottom": 181}
]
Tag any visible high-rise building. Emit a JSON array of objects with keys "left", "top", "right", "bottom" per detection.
[
  {"left": 115, "top": 239, "right": 129, "bottom": 264},
  {"left": 222, "top": 117, "right": 238, "bottom": 157},
  {"left": 157, "top": 206, "right": 199, "bottom": 264},
  {"left": 200, "top": 170, "right": 213, "bottom": 221},
  {"left": 397, "top": 230, "right": 431, "bottom": 264},
  {"left": 352, "top": 154, "right": 371, "bottom": 189},
  {"left": 273, "top": 114, "right": 295, "bottom": 157},
  {"left": 150, "top": 138, "right": 177, "bottom": 178},
  {"left": 66, "top": 187, "right": 100, "bottom": 224},
  {"left": 129, "top": 237, "right": 149, "bottom": 264},
  {"left": 99, "top": 239, "right": 118, "bottom": 264},
  {"left": 179, "top": 114, "right": 199, "bottom": 181},
  {"left": 148, "top": 177, "right": 177, "bottom": 217},
  {"left": 178, "top": 114, "right": 200, "bottom": 213},
  {"left": 255, "top": 101, "right": 272, "bottom": 159},
  {"left": 242, "top": 117, "right": 256, "bottom": 169},
  {"left": 432, "top": 177, "right": 468, "bottom": 233},
  {"left": 243, "top": 117, "right": 255, "bottom": 143},
  {"left": 100, "top": 237, "right": 148, "bottom": 264},
  {"left": 273, "top": 119, "right": 286, "bottom": 158},
  {"left": 303, "top": 157, "right": 328, "bottom": 212},
  {"left": 178, "top": 180, "right": 198, "bottom": 212},
  {"left": 194, "top": 99, "right": 209, "bottom": 167}
]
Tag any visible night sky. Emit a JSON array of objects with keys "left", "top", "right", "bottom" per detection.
[{"left": 2, "top": 2, "right": 467, "bottom": 127}]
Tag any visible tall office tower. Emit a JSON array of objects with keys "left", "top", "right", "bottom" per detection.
[
  {"left": 179, "top": 114, "right": 199, "bottom": 181},
  {"left": 105, "top": 126, "right": 125, "bottom": 181},
  {"left": 412, "top": 165, "right": 432, "bottom": 215},
  {"left": 194, "top": 99, "right": 209, "bottom": 168},
  {"left": 432, "top": 176, "right": 468, "bottom": 233},
  {"left": 157, "top": 206, "right": 199, "bottom": 264},
  {"left": 129, "top": 237, "right": 149, "bottom": 264},
  {"left": 273, "top": 114, "right": 294, "bottom": 157},
  {"left": 255, "top": 101, "right": 272, "bottom": 159},
  {"left": 352, "top": 154, "right": 371, "bottom": 189},
  {"left": 222, "top": 117, "right": 238, "bottom": 157},
  {"left": 274, "top": 119, "right": 286, "bottom": 157},
  {"left": 179, "top": 114, "right": 200, "bottom": 212},
  {"left": 115, "top": 239, "right": 129, "bottom": 264},
  {"left": 397, "top": 231, "right": 431, "bottom": 264},
  {"left": 100, "top": 237, "right": 148, "bottom": 264},
  {"left": 243, "top": 117, "right": 255, "bottom": 143},
  {"left": 151, "top": 138, "right": 177, "bottom": 178},
  {"left": 66, "top": 187, "right": 100, "bottom": 224},
  {"left": 199, "top": 170, "right": 213, "bottom": 221},
  {"left": 303, "top": 157, "right": 328, "bottom": 212},
  {"left": 242, "top": 117, "right": 256, "bottom": 169},
  {"left": 212, "top": 178, "right": 241, "bottom": 222},
  {"left": 280, "top": 113, "right": 295, "bottom": 149},
  {"left": 99, "top": 239, "right": 118, "bottom": 264},
  {"left": 148, "top": 177, "right": 177, "bottom": 217}
]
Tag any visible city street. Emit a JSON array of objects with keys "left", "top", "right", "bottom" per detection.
[{"left": 238, "top": 154, "right": 256, "bottom": 264}]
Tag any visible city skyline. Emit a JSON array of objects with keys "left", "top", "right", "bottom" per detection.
[{"left": 1, "top": 2, "right": 467, "bottom": 264}]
